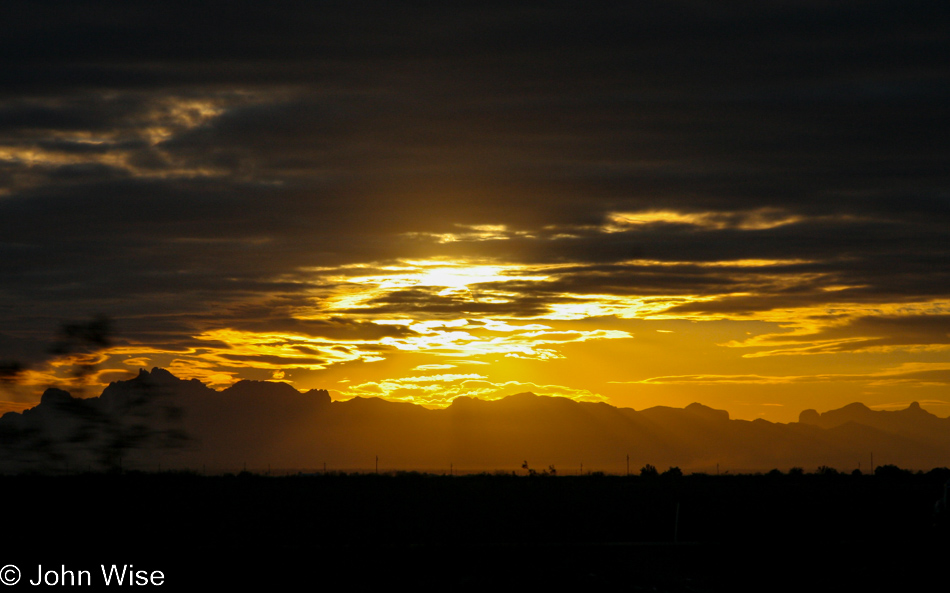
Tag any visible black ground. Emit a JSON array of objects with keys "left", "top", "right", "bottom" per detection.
[{"left": 1, "top": 470, "right": 946, "bottom": 591}]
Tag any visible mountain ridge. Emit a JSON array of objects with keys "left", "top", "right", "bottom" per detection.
[{"left": 0, "top": 368, "right": 947, "bottom": 474}]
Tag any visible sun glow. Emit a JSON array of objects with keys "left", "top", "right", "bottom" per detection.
[
  {"left": 339, "top": 258, "right": 550, "bottom": 290},
  {"left": 317, "top": 258, "right": 552, "bottom": 312},
  {"left": 20, "top": 247, "right": 950, "bottom": 419}
]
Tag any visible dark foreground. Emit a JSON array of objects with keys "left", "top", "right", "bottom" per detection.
[{"left": 2, "top": 471, "right": 947, "bottom": 591}]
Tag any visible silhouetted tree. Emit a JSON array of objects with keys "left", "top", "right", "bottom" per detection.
[
  {"left": 663, "top": 466, "right": 683, "bottom": 478},
  {"left": 521, "top": 460, "right": 539, "bottom": 476},
  {"left": 874, "top": 464, "right": 911, "bottom": 479},
  {"left": 0, "top": 316, "right": 187, "bottom": 473},
  {"left": 640, "top": 464, "right": 658, "bottom": 477}
]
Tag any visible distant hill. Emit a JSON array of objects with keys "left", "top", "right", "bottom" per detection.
[{"left": 1, "top": 368, "right": 948, "bottom": 473}]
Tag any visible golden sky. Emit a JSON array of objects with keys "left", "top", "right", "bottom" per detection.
[{"left": 1, "top": 2, "right": 949, "bottom": 422}]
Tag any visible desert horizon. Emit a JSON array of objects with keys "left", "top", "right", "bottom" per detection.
[
  {"left": 2, "top": 1, "right": 949, "bottom": 589},
  {"left": 4, "top": 366, "right": 949, "bottom": 476}
]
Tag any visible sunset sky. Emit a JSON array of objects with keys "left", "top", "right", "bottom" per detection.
[{"left": 1, "top": 1, "right": 949, "bottom": 422}]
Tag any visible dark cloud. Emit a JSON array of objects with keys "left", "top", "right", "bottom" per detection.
[
  {"left": 355, "top": 287, "right": 552, "bottom": 318},
  {"left": 220, "top": 312, "right": 415, "bottom": 341},
  {"left": 216, "top": 354, "right": 327, "bottom": 366},
  {"left": 756, "top": 315, "right": 950, "bottom": 354},
  {"left": 0, "top": 0, "right": 948, "bottom": 358}
]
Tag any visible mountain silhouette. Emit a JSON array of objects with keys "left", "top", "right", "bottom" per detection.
[{"left": 1, "top": 368, "right": 948, "bottom": 473}]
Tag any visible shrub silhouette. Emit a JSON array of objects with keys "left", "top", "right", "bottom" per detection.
[
  {"left": 875, "top": 464, "right": 912, "bottom": 479},
  {"left": 0, "top": 317, "right": 187, "bottom": 473}
]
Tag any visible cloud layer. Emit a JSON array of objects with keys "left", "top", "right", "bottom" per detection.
[{"left": 1, "top": 2, "right": 949, "bottom": 418}]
